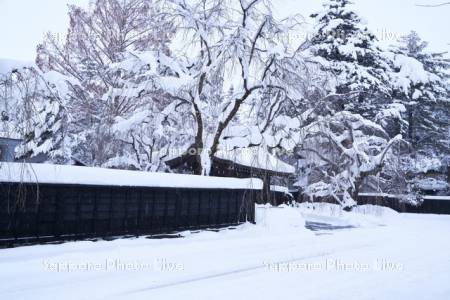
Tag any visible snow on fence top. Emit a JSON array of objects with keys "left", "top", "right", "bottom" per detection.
[
  {"left": 422, "top": 196, "right": 450, "bottom": 201},
  {"left": 359, "top": 193, "right": 450, "bottom": 201},
  {"left": 0, "top": 163, "right": 263, "bottom": 190}
]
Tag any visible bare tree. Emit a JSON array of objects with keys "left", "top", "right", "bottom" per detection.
[
  {"left": 34, "top": 0, "right": 174, "bottom": 167},
  {"left": 153, "top": 0, "right": 305, "bottom": 175}
]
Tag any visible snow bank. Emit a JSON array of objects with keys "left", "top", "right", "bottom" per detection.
[
  {"left": 352, "top": 204, "right": 400, "bottom": 220},
  {"left": 178, "top": 205, "right": 313, "bottom": 241},
  {"left": 255, "top": 205, "right": 312, "bottom": 236},
  {"left": 0, "top": 162, "right": 263, "bottom": 190},
  {"left": 297, "top": 202, "right": 401, "bottom": 227}
]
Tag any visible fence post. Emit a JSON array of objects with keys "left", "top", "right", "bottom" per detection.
[
  {"left": 175, "top": 190, "right": 181, "bottom": 231},
  {"left": 247, "top": 190, "right": 255, "bottom": 224},
  {"left": 197, "top": 191, "right": 202, "bottom": 227},
  {"left": 108, "top": 187, "right": 114, "bottom": 236},
  {"left": 35, "top": 186, "right": 42, "bottom": 241},
  {"left": 226, "top": 192, "right": 230, "bottom": 226},
  {"left": 123, "top": 187, "right": 129, "bottom": 234},
  {"left": 208, "top": 190, "right": 213, "bottom": 227},
  {"left": 237, "top": 191, "right": 242, "bottom": 224},
  {"left": 216, "top": 190, "right": 222, "bottom": 226},
  {"left": 92, "top": 187, "right": 98, "bottom": 236},
  {"left": 12, "top": 184, "right": 19, "bottom": 245},
  {"left": 163, "top": 190, "right": 169, "bottom": 233},
  {"left": 136, "top": 189, "right": 143, "bottom": 237},
  {"left": 75, "top": 186, "right": 81, "bottom": 239},
  {"left": 150, "top": 190, "right": 156, "bottom": 233},
  {"left": 54, "top": 186, "right": 62, "bottom": 239},
  {"left": 187, "top": 190, "right": 192, "bottom": 229}
]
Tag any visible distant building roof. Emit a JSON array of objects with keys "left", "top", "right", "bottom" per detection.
[
  {"left": 215, "top": 148, "right": 295, "bottom": 175},
  {"left": 165, "top": 147, "right": 295, "bottom": 178}
]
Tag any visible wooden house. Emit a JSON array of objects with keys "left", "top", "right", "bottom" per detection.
[{"left": 166, "top": 148, "right": 295, "bottom": 205}]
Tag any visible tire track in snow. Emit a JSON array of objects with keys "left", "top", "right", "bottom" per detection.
[{"left": 123, "top": 242, "right": 374, "bottom": 297}]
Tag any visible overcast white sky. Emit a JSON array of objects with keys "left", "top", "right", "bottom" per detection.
[{"left": 0, "top": 0, "right": 449, "bottom": 61}]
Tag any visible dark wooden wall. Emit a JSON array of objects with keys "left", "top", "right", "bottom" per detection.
[
  {"left": 292, "top": 192, "right": 450, "bottom": 215},
  {"left": 0, "top": 182, "right": 256, "bottom": 248},
  {"left": 357, "top": 195, "right": 450, "bottom": 215}
]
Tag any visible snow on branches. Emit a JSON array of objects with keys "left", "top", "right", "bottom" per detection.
[
  {"left": 308, "top": 0, "right": 391, "bottom": 97},
  {"left": 2, "top": 0, "right": 448, "bottom": 208},
  {"left": 146, "top": 0, "right": 305, "bottom": 174},
  {"left": 296, "top": 111, "right": 405, "bottom": 208}
]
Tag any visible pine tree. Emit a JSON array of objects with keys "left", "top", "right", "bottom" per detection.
[
  {"left": 390, "top": 31, "right": 450, "bottom": 156},
  {"left": 397, "top": 31, "right": 428, "bottom": 56},
  {"left": 16, "top": 95, "right": 67, "bottom": 163},
  {"left": 304, "top": 1, "right": 423, "bottom": 201},
  {"left": 380, "top": 31, "right": 450, "bottom": 195},
  {"left": 309, "top": 0, "right": 391, "bottom": 101}
]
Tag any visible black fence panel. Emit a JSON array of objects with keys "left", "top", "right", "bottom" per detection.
[
  {"left": 0, "top": 182, "right": 257, "bottom": 248},
  {"left": 419, "top": 199, "right": 450, "bottom": 215},
  {"left": 357, "top": 195, "right": 450, "bottom": 215}
]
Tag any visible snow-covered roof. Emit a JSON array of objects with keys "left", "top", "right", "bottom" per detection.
[
  {"left": 215, "top": 148, "right": 295, "bottom": 175},
  {"left": 270, "top": 185, "right": 291, "bottom": 195},
  {"left": 0, "top": 163, "right": 263, "bottom": 190}
]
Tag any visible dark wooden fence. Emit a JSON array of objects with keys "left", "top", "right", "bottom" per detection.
[
  {"left": 357, "top": 195, "right": 450, "bottom": 215},
  {"left": 0, "top": 182, "right": 256, "bottom": 248},
  {"left": 292, "top": 192, "right": 450, "bottom": 215}
]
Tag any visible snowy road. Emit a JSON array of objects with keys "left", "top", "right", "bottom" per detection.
[{"left": 1, "top": 205, "right": 450, "bottom": 300}]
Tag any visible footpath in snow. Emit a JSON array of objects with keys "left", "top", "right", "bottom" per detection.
[{"left": 1, "top": 204, "right": 450, "bottom": 300}]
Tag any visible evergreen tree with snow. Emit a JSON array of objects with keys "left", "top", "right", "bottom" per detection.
[
  {"left": 301, "top": 1, "right": 423, "bottom": 203},
  {"left": 309, "top": 0, "right": 391, "bottom": 114},
  {"left": 309, "top": 0, "right": 398, "bottom": 125},
  {"left": 391, "top": 31, "right": 448, "bottom": 101},
  {"left": 16, "top": 94, "right": 66, "bottom": 163},
  {"left": 389, "top": 32, "right": 450, "bottom": 154},
  {"left": 397, "top": 31, "right": 449, "bottom": 99},
  {"left": 382, "top": 32, "right": 450, "bottom": 195}
]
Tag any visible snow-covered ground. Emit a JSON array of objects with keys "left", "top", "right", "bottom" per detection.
[{"left": 1, "top": 204, "right": 450, "bottom": 300}]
